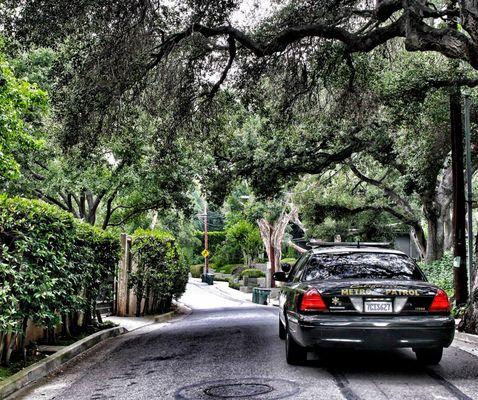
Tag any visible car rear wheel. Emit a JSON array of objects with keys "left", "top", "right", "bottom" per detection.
[
  {"left": 414, "top": 347, "right": 443, "bottom": 365},
  {"left": 279, "top": 319, "right": 286, "bottom": 340},
  {"left": 285, "top": 330, "right": 307, "bottom": 365}
]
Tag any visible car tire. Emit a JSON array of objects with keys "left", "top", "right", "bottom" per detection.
[
  {"left": 414, "top": 347, "right": 443, "bottom": 365},
  {"left": 286, "top": 330, "right": 307, "bottom": 365},
  {"left": 279, "top": 319, "right": 286, "bottom": 340}
]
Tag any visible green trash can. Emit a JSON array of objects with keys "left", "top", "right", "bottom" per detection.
[
  {"left": 253, "top": 288, "right": 271, "bottom": 305},
  {"left": 252, "top": 288, "right": 258, "bottom": 303},
  {"left": 205, "top": 273, "right": 215, "bottom": 285},
  {"left": 201, "top": 274, "right": 207, "bottom": 283}
]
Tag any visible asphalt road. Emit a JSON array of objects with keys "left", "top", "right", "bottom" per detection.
[{"left": 12, "top": 281, "right": 478, "bottom": 400}]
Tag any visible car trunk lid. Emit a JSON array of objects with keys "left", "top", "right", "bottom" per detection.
[{"left": 306, "top": 280, "right": 438, "bottom": 314}]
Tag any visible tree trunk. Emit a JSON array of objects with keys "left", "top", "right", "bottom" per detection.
[
  {"left": 411, "top": 224, "right": 427, "bottom": 260},
  {"left": 437, "top": 166, "right": 454, "bottom": 252},
  {"left": 19, "top": 316, "right": 28, "bottom": 362},
  {"left": 424, "top": 201, "right": 444, "bottom": 263},
  {"left": 443, "top": 204, "right": 453, "bottom": 250},
  {"left": 459, "top": 231, "right": 478, "bottom": 333},
  {"left": 4, "top": 332, "right": 18, "bottom": 365},
  {"left": 458, "top": 268, "right": 478, "bottom": 333},
  {"left": 0, "top": 332, "right": 5, "bottom": 365}
]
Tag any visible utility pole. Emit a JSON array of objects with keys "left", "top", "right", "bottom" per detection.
[
  {"left": 204, "top": 203, "right": 209, "bottom": 275},
  {"left": 464, "top": 95, "right": 474, "bottom": 295},
  {"left": 450, "top": 89, "right": 469, "bottom": 305}
]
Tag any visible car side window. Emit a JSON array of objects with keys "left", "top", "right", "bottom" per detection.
[{"left": 290, "top": 254, "right": 310, "bottom": 282}]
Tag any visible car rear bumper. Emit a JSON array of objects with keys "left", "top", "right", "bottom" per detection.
[{"left": 288, "top": 314, "right": 455, "bottom": 349}]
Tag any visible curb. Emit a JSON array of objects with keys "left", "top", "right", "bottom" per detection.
[
  {"left": 455, "top": 330, "right": 478, "bottom": 346},
  {"left": 0, "top": 326, "right": 125, "bottom": 400},
  {"left": 154, "top": 311, "right": 175, "bottom": 323},
  {"left": 153, "top": 303, "right": 193, "bottom": 323},
  {"left": 210, "top": 282, "right": 251, "bottom": 304}
]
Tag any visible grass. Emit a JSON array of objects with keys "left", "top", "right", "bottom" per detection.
[
  {"left": 0, "top": 353, "right": 46, "bottom": 382},
  {"left": 0, "top": 367, "right": 13, "bottom": 381}
]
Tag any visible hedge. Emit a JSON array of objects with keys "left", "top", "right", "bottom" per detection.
[
  {"left": 190, "top": 264, "right": 203, "bottom": 278},
  {"left": 129, "top": 229, "right": 189, "bottom": 316},
  {"left": 0, "top": 196, "right": 120, "bottom": 365},
  {"left": 240, "top": 268, "right": 265, "bottom": 278}
]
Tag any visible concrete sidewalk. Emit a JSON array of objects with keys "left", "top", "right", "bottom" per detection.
[
  {"left": 104, "top": 315, "right": 156, "bottom": 332},
  {"left": 212, "top": 280, "right": 253, "bottom": 302},
  {"left": 190, "top": 278, "right": 282, "bottom": 306}
]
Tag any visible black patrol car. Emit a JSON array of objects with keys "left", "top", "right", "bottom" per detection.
[{"left": 273, "top": 242, "right": 455, "bottom": 365}]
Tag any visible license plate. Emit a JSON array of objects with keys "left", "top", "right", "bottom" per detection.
[{"left": 364, "top": 301, "right": 393, "bottom": 313}]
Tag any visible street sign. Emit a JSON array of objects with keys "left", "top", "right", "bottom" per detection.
[{"left": 201, "top": 249, "right": 210, "bottom": 258}]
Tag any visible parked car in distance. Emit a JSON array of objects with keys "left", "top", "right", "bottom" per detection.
[{"left": 274, "top": 242, "right": 454, "bottom": 365}]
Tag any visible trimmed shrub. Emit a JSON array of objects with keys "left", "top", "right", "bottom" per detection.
[
  {"left": 228, "top": 279, "right": 240, "bottom": 290},
  {"left": 0, "top": 195, "right": 120, "bottom": 364},
  {"left": 190, "top": 264, "right": 203, "bottom": 278},
  {"left": 240, "top": 268, "right": 265, "bottom": 278},
  {"left": 214, "top": 263, "right": 242, "bottom": 274},
  {"left": 280, "top": 258, "right": 297, "bottom": 266},
  {"left": 130, "top": 229, "right": 188, "bottom": 316}
]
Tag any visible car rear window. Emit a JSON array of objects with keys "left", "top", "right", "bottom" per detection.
[{"left": 303, "top": 252, "right": 424, "bottom": 281}]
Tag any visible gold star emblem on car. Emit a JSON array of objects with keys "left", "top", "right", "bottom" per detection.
[{"left": 332, "top": 297, "right": 340, "bottom": 305}]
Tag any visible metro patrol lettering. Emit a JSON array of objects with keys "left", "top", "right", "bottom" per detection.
[{"left": 341, "top": 288, "right": 420, "bottom": 296}]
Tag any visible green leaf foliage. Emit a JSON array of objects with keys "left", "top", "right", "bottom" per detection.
[
  {"left": 192, "top": 231, "right": 226, "bottom": 259},
  {"left": 240, "top": 268, "right": 265, "bottom": 278},
  {"left": 0, "top": 47, "right": 48, "bottom": 181},
  {"left": 0, "top": 195, "right": 120, "bottom": 353},
  {"left": 419, "top": 252, "right": 454, "bottom": 297},
  {"left": 129, "top": 229, "right": 188, "bottom": 316}
]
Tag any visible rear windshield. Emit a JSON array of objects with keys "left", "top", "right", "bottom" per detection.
[{"left": 303, "top": 252, "right": 424, "bottom": 281}]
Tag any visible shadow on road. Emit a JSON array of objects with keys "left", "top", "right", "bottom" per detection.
[{"left": 306, "top": 348, "right": 424, "bottom": 373}]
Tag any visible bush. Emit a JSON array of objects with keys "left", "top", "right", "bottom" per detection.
[
  {"left": 214, "top": 263, "right": 242, "bottom": 274},
  {"left": 228, "top": 279, "right": 241, "bottom": 290},
  {"left": 240, "top": 268, "right": 265, "bottom": 278},
  {"left": 130, "top": 229, "right": 188, "bottom": 316},
  {"left": 419, "top": 252, "right": 454, "bottom": 297},
  {"left": 0, "top": 196, "right": 120, "bottom": 364},
  {"left": 190, "top": 264, "right": 203, "bottom": 278},
  {"left": 280, "top": 258, "right": 297, "bottom": 265}
]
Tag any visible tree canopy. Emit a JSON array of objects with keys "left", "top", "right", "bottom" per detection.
[{"left": 0, "top": 42, "right": 48, "bottom": 181}]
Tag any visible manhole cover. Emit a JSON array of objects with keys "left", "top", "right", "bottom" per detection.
[
  {"left": 204, "top": 383, "right": 273, "bottom": 398},
  {"left": 175, "top": 378, "right": 299, "bottom": 400}
]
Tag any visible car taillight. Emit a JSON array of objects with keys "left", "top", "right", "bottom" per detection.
[
  {"left": 429, "top": 289, "right": 451, "bottom": 313},
  {"left": 300, "top": 288, "right": 327, "bottom": 312}
]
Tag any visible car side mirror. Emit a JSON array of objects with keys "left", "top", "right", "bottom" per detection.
[
  {"left": 280, "top": 263, "right": 291, "bottom": 273},
  {"left": 273, "top": 271, "right": 288, "bottom": 282}
]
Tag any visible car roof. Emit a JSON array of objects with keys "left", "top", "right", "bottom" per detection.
[{"left": 310, "top": 246, "right": 408, "bottom": 256}]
